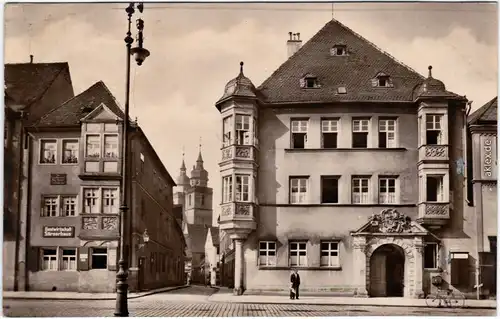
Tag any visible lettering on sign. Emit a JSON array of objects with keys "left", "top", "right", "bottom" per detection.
[
  {"left": 50, "top": 174, "right": 67, "bottom": 185},
  {"left": 80, "top": 253, "right": 88, "bottom": 261},
  {"left": 42, "top": 226, "right": 75, "bottom": 238},
  {"left": 481, "top": 137, "right": 497, "bottom": 179}
]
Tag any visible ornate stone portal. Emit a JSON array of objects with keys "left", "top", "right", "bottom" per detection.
[{"left": 351, "top": 209, "right": 428, "bottom": 298}]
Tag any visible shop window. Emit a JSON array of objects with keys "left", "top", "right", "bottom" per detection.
[
  {"left": 450, "top": 252, "right": 470, "bottom": 288},
  {"left": 91, "top": 248, "right": 108, "bottom": 269},
  {"left": 61, "top": 249, "right": 77, "bottom": 271}
]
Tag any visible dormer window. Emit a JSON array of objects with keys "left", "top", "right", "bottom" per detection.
[
  {"left": 330, "top": 45, "right": 347, "bottom": 56},
  {"left": 300, "top": 74, "right": 320, "bottom": 89},
  {"left": 372, "top": 72, "right": 394, "bottom": 88}
]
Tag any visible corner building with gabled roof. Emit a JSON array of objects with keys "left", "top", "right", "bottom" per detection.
[{"left": 215, "top": 19, "right": 478, "bottom": 298}]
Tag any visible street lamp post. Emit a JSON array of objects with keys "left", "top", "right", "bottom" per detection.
[{"left": 114, "top": 2, "right": 150, "bottom": 317}]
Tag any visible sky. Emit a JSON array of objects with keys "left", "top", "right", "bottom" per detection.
[{"left": 4, "top": 2, "right": 498, "bottom": 224}]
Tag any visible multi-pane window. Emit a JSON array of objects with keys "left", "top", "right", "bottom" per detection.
[
  {"left": 426, "top": 175, "right": 444, "bottom": 202},
  {"left": 320, "top": 241, "right": 340, "bottom": 267},
  {"left": 222, "top": 116, "right": 233, "bottom": 147},
  {"left": 91, "top": 248, "right": 108, "bottom": 269},
  {"left": 62, "top": 140, "right": 79, "bottom": 164},
  {"left": 426, "top": 115, "right": 442, "bottom": 145},
  {"left": 235, "top": 115, "right": 251, "bottom": 145},
  {"left": 84, "top": 188, "right": 100, "bottom": 214},
  {"left": 321, "top": 176, "right": 339, "bottom": 204},
  {"left": 290, "top": 177, "right": 308, "bottom": 204},
  {"left": 259, "top": 241, "right": 276, "bottom": 266},
  {"left": 235, "top": 175, "right": 250, "bottom": 202},
  {"left": 321, "top": 119, "right": 338, "bottom": 148},
  {"left": 378, "top": 119, "right": 396, "bottom": 148},
  {"left": 289, "top": 241, "right": 307, "bottom": 266},
  {"left": 61, "top": 249, "right": 77, "bottom": 271},
  {"left": 40, "top": 140, "right": 57, "bottom": 164},
  {"left": 41, "top": 248, "right": 58, "bottom": 271},
  {"left": 104, "top": 135, "right": 119, "bottom": 158},
  {"left": 62, "top": 196, "right": 77, "bottom": 216},
  {"left": 85, "top": 135, "right": 101, "bottom": 158},
  {"left": 352, "top": 177, "right": 370, "bottom": 204},
  {"left": 424, "top": 243, "right": 438, "bottom": 269},
  {"left": 291, "top": 120, "right": 308, "bottom": 149},
  {"left": 352, "top": 119, "right": 370, "bottom": 148},
  {"left": 102, "top": 188, "right": 119, "bottom": 214},
  {"left": 42, "top": 196, "right": 59, "bottom": 217},
  {"left": 379, "top": 177, "right": 396, "bottom": 204},
  {"left": 222, "top": 176, "right": 233, "bottom": 203}
]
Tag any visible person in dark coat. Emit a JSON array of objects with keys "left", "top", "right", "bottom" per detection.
[{"left": 290, "top": 269, "right": 301, "bottom": 300}]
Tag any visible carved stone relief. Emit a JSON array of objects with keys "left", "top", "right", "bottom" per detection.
[
  {"left": 425, "top": 204, "right": 448, "bottom": 216},
  {"left": 368, "top": 209, "right": 412, "bottom": 233},
  {"left": 235, "top": 203, "right": 251, "bottom": 216},
  {"left": 235, "top": 146, "right": 251, "bottom": 158},
  {"left": 222, "top": 148, "right": 232, "bottom": 161},
  {"left": 221, "top": 204, "right": 233, "bottom": 216},
  {"left": 102, "top": 216, "right": 118, "bottom": 230},
  {"left": 425, "top": 145, "right": 446, "bottom": 157},
  {"left": 82, "top": 217, "right": 98, "bottom": 230}
]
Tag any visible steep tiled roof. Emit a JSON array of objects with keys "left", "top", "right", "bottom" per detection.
[
  {"left": 4, "top": 62, "right": 70, "bottom": 106},
  {"left": 208, "top": 226, "right": 220, "bottom": 246},
  {"left": 257, "top": 19, "right": 451, "bottom": 104},
  {"left": 468, "top": 97, "right": 497, "bottom": 124},
  {"left": 35, "top": 81, "right": 124, "bottom": 127},
  {"left": 186, "top": 224, "right": 209, "bottom": 254}
]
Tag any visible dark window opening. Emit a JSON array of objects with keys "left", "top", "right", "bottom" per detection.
[
  {"left": 450, "top": 256, "right": 470, "bottom": 288},
  {"left": 426, "top": 131, "right": 440, "bottom": 145},
  {"left": 352, "top": 133, "right": 368, "bottom": 148},
  {"left": 91, "top": 248, "right": 108, "bottom": 269},
  {"left": 379, "top": 132, "right": 387, "bottom": 148},
  {"left": 292, "top": 133, "right": 306, "bottom": 149},
  {"left": 322, "top": 133, "right": 337, "bottom": 148},
  {"left": 377, "top": 76, "right": 390, "bottom": 87},
  {"left": 321, "top": 177, "right": 339, "bottom": 203},
  {"left": 426, "top": 176, "right": 441, "bottom": 202},
  {"left": 305, "top": 78, "right": 317, "bottom": 88},
  {"left": 424, "top": 244, "right": 437, "bottom": 269}
]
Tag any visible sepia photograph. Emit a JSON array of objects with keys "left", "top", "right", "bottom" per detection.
[{"left": 2, "top": 1, "right": 498, "bottom": 317}]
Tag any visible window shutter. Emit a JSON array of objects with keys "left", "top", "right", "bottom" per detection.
[
  {"left": 78, "top": 246, "right": 89, "bottom": 271},
  {"left": 108, "top": 247, "right": 117, "bottom": 271}
]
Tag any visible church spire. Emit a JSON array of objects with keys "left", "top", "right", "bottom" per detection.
[
  {"left": 180, "top": 145, "right": 186, "bottom": 171},
  {"left": 196, "top": 137, "right": 204, "bottom": 166}
]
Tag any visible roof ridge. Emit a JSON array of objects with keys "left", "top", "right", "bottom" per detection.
[
  {"left": 25, "top": 65, "right": 68, "bottom": 112},
  {"left": 468, "top": 96, "right": 497, "bottom": 124}
]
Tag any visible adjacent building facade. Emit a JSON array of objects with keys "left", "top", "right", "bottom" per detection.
[
  {"left": 19, "top": 81, "right": 185, "bottom": 292},
  {"left": 4, "top": 60, "right": 75, "bottom": 291},
  {"left": 216, "top": 19, "right": 477, "bottom": 298},
  {"left": 204, "top": 226, "right": 220, "bottom": 286},
  {"left": 466, "top": 97, "right": 497, "bottom": 298}
]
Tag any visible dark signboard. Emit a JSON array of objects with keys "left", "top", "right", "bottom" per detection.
[
  {"left": 42, "top": 226, "right": 75, "bottom": 238},
  {"left": 50, "top": 174, "right": 67, "bottom": 185}
]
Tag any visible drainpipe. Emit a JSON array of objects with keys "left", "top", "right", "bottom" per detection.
[
  {"left": 464, "top": 100, "right": 473, "bottom": 206},
  {"left": 13, "top": 119, "right": 24, "bottom": 291}
]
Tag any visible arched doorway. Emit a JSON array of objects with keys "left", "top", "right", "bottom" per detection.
[{"left": 369, "top": 244, "right": 405, "bottom": 297}]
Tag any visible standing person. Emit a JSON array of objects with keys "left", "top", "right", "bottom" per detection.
[{"left": 290, "top": 269, "right": 301, "bottom": 300}]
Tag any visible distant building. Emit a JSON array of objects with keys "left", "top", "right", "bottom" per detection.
[
  {"left": 21, "top": 81, "right": 185, "bottom": 292},
  {"left": 204, "top": 226, "right": 220, "bottom": 286},
  {"left": 173, "top": 151, "right": 214, "bottom": 284},
  {"left": 466, "top": 97, "right": 497, "bottom": 298},
  {"left": 4, "top": 60, "right": 75, "bottom": 291},
  {"left": 216, "top": 19, "right": 475, "bottom": 298}
]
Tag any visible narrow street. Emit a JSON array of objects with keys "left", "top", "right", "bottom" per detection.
[{"left": 3, "top": 286, "right": 496, "bottom": 317}]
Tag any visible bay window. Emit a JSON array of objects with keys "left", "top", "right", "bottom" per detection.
[
  {"left": 235, "top": 174, "right": 250, "bottom": 202},
  {"left": 426, "top": 115, "right": 442, "bottom": 145},
  {"left": 222, "top": 115, "right": 233, "bottom": 147},
  {"left": 222, "top": 176, "right": 233, "bottom": 203},
  {"left": 235, "top": 114, "right": 251, "bottom": 145}
]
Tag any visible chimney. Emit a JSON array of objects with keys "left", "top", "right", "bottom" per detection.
[
  {"left": 287, "top": 32, "right": 302, "bottom": 59},
  {"left": 29, "top": 55, "right": 33, "bottom": 63}
]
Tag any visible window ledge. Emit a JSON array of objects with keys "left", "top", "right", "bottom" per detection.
[
  {"left": 78, "top": 173, "right": 121, "bottom": 181},
  {"left": 265, "top": 203, "right": 417, "bottom": 208},
  {"left": 285, "top": 148, "right": 407, "bottom": 152},
  {"left": 258, "top": 266, "right": 342, "bottom": 271}
]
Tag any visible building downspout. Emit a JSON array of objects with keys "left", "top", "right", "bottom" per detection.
[
  {"left": 464, "top": 101, "right": 472, "bottom": 206},
  {"left": 24, "top": 132, "right": 33, "bottom": 291},
  {"left": 13, "top": 119, "right": 24, "bottom": 291}
]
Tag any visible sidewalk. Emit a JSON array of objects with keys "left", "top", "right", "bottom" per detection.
[
  {"left": 3, "top": 285, "right": 188, "bottom": 301},
  {"left": 208, "top": 290, "right": 498, "bottom": 309}
]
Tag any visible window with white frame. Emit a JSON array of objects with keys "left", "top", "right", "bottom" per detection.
[
  {"left": 290, "top": 177, "right": 308, "bottom": 204},
  {"left": 426, "top": 115, "right": 442, "bottom": 145},
  {"left": 378, "top": 119, "right": 396, "bottom": 148},
  {"left": 320, "top": 241, "right": 340, "bottom": 267},
  {"left": 321, "top": 119, "right": 338, "bottom": 148},
  {"left": 352, "top": 119, "right": 370, "bottom": 148},
  {"left": 352, "top": 177, "right": 370, "bottom": 204},
  {"left": 424, "top": 243, "right": 439, "bottom": 269},
  {"left": 91, "top": 248, "right": 108, "bottom": 269},
  {"left": 235, "top": 115, "right": 251, "bottom": 145},
  {"left": 235, "top": 175, "right": 250, "bottom": 202},
  {"left": 42, "top": 196, "right": 59, "bottom": 217},
  {"left": 41, "top": 248, "right": 58, "bottom": 271},
  {"left": 222, "top": 176, "right": 233, "bottom": 203},
  {"left": 62, "top": 196, "right": 77, "bottom": 216},
  {"left": 289, "top": 241, "right": 307, "bottom": 266},
  {"left": 104, "top": 135, "right": 119, "bottom": 158},
  {"left": 85, "top": 135, "right": 101, "bottom": 158},
  {"left": 222, "top": 116, "right": 233, "bottom": 147},
  {"left": 62, "top": 139, "right": 79, "bottom": 164},
  {"left": 253, "top": 117, "right": 258, "bottom": 146},
  {"left": 40, "top": 139, "right": 57, "bottom": 164},
  {"left": 426, "top": 175, "right": 444, "bottom": 202},
  {"left": 102, "top": 188, "right": 119, "bottom": 214},
  {"left": 291, "top": 120, "right": 308, "bottom": 149},
  {"left": 83, "top": 188, "right": 100, "bottom": 214},
  {"left": 259, "top": 241, "right": 276, "bottom": 266},
  {"left": 379, "top": 177, "right": 396, "bottom": 204},
  {"left": 61, "top": 248, "right": 77, "bottom": 271}
]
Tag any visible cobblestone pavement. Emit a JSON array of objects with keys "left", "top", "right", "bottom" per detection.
[{"left": 3, "top": 298, "right": 496, "bottom": 317}]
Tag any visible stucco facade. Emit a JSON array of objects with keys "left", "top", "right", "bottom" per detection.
[{"left": 216, "top": 19, "right": 476, "bottom": 298}]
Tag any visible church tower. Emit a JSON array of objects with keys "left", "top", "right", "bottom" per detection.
[{"left": 173, "top": 152, "right": 190, "bottom": 207}]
